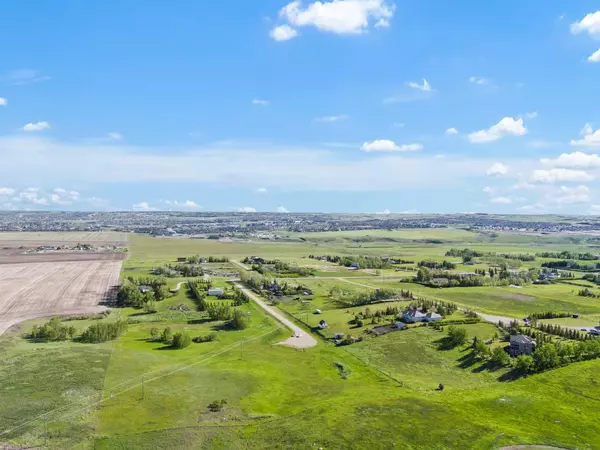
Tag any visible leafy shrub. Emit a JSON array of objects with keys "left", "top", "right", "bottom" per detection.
[
  {"left": 81, "top": 320, "right": 127, "bottom": 343},
  {"left": 29, "top": 318, "right": 77, "bottom": 342},
  {"left": 171, "top": 332, "right": 192, "bottom": 349}
]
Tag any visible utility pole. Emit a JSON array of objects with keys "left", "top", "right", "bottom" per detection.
[{"left": 141, "top": 374, "right": 145, "bottom": 400}]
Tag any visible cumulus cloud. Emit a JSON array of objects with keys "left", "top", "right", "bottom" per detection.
[
  {"left": 406, "top": 79, "right": 432, "bottom": 92},
  {"left": 314, "top": 114, "right": 348, "bottom": 123},
  {"left": 541, "top": 151, "right": 600, "bottom": 169},
  {"left": 276, "top": 206, "right": 289, "bottom": 213},
  {"left": 486, "top": 162, "right": 509, "bottom": 177},
  {"left": 445, "top": 127, "right": 458, "bottom": 135},
  {"left": 570, "top": 124, "right": 600, "bottom": 147},
  {"left": 274, "top": 0, "right": 395, "bottom": 37},
  {"left": 588, "top": 49, "right": 600, "bottom": 63},
  {"left": 256, "top": 187, "right": 268, "bottom": 193},
  {"left": 469, "top": 76, "right": 490, "bottom": 85},
  {"left": 252, "top": 98, "right": 270, "bottom": 106},
  {"left": 0, "top": 98, "right": 7, "bottom": 106},
  {"left": 133, "top": 202, "right": 157, "bottom": 211},
  {"left": 490, "top": 196, "right": 512, "bottom": 204},
  {"left": 22, "top": 121, "right": 51, "bottom": 132},
  {"left": 571, "top": 11, "right": 600, "bottom": 36},
  {"left": 375, "top": 209, "right": 390, "bottom": 215},
  {"left": 468, "top": 117, "right": 527, "bottom": 144},
  {"left": 238, "top": 206, "right": 257, "bottom": 213},
  {"left": 549, "top": 185, "right": 590, "bottom": 204},
  {"left": 270, "top": 24, "right": 299, "bottom": 41},
  {"left": 361, "top": 140, "right": 423, "bottom": 152},
  {"left": 163, "top": 200, "right": 201, "bottom": 210},
  {"left": 531, "top": 168, "right": 594, "bottom": 183},
  {"left": 482, "top": 186, "right": 495, "bottom": 194},
  {"left": 50, "top": 188, "right": 80, "bottom": 205}
]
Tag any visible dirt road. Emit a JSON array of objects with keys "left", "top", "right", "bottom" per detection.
[
  {"left": 230, "top": 260, "right": 251, "bottom": 271},
  {"left": 233, "top": 282, "right": 317, "bottom": 348},
  {"left": 335, "top": 278, "right": 378, "bottom": 289}
]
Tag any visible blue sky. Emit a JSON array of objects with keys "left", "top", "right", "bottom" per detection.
[{"left": 2, "top": 0, "right": 600, "bottom": 214}]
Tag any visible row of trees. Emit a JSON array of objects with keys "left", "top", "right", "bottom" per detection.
[
  {"left": 81, "top": 320, "right": 128, "bottom": 343},
  {"left": 149, "top": 327, "right": 192, "bottom": 348},
  {"left": 542, "top": 260, "right": 600, "bottom": 271},
  {"left": 537, "top": 251, "right": 600, "bottom": 261},
  {"left": 529, "top": 311, "right": 571, "bottom": 320},
  {"left": 446, "top": 248, "right": 536, "bottom": 262},
  {"left": 251, "top": 260, "right": 314, "bottom": 277},
  {"left": 185, "top": 255, "right": 229, "bottom": 264},
  {"left": 308, "top": 254, "right": 394, "bottom": 269},
  {"left": 152, "top": 263, "right": 204, "bottom": 278},
  {"left": 29, "top": 318, "right": 77, "bottom": 341},
  {"left": 418, "top": 260, "right": 456, "bottom": 270}
]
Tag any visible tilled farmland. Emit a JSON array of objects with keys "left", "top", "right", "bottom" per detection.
[{"left": 0, "top": 260, "right": 122, "bottom": 335}]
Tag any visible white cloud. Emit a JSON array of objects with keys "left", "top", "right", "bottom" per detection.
[
  {"left": 486, "top": 162, "right": 509, "bottom": 177},
  {"left": 541, "top": 151, "right": 600, "bottom": 169},
  {"left": 406, "top": 79, "right": 432, "bottom": 92},
  {"left": 276, "top": 206, "right": 289, "bottom": 213},
  {"left": 468, "top": 117, "right": 527, "bottom": 144},
  {"left": 276, "top": 0, "right": 395, "bottom": 36},
  {"left": 0, "top": 135, "right": 509, "bottom": 192},
  {"left": 361, "top": 140, "right": 423, "bottom": 152},
  {"left": 445, "top": 127, "right": 458, "bottom": 135},
  {"left": 525, "top": 111, "right": 538, "bottom": 119},
  {"left": 511, "top": 180, "right": 536, "bottom": 190},
  {"left": 548, "top": 185, "right": 590, "bottom": 204},
  {"left": 256, "top": 187, "right": 268, "bottom": 193},
  {"left": 0, "top": 69, "right": 51, "bottom": 86},
  {"left": 0, "top": 98, "right": 7, "bottom": 107},
  {"left": 107, "top": 132, "right": 123, "bottom": 140},
  {"left": 22, "top": 121, "right": 51, "bottom": 132},
  {"left": 0, "top": 187, "right": 15, "bottom": 196},
  {"left": 252, "top": 98, "right": 270, "bottom": 106},
  {"left": 133, "top": 201, "right": 157, "bottom": 211},
  {"left": 482, "top": 186, "right": 495, "bottom": 194},
  {"left": 270, "top": 24, "right": 299, "bottom": 41},
  {"left": 570, "top": 124, "right": 600, "bottom": 147},
  {"left": 531, "top": 168, "right": 594, "bottom": 183},
  {"left": 375, "top": 209, "right": 390, "bottom": 215},
  {"left": 238, "top": 206, "right": 257, "bottom": 213},
  {"left": 163, "top": 200, "right": 201, "bottom": 210},
  {"left": 50, "top": 188, "right": 80, "bottom": 205},
  {"left": 571, "top": 11, "right": 600, "bottom": 36},
  {"left": 588, "top": 48, "right": 600, "bottom": 62},
  {"left": 490, "top": 196, "right": 512, "bottom": 204},
  {"left": 469, "top": 76, "right": 490, "bottom": 85},
  {"left": 314, "top": 114, "right": 348, "bottom": 123}
]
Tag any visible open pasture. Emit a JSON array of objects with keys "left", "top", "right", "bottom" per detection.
[
  {"left": 0, "top": 260, "right": 122, "bottom": 335},
  {"left": 0, "top": 231, "right": 128, "bottom": 245}
]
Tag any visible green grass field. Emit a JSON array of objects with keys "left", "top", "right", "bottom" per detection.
[{"left": 1, "top": 230, "right": 600, "bottom": 449}]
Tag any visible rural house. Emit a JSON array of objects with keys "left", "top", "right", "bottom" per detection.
[
  {"left": 509, "top": 335, "right": 536, "bottom": 356},
  {"left": 402, "top": 308, "right": 427, "bottom": 323},
  {"left": 425, "top": 312, "right": 442, "bottom": 322},
  {"left": 208, "top": 287, "right": 224, "bottom": 297}
]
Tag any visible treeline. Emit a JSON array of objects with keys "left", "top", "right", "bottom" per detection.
[
  {"left": 535, "top": 323, "right": 590, "bottom": 341},
  {"left": 29, "top": 317, "right": 127, "bottom": 343},
  {"left": 529, "top": 311, "right": 571, "bottom": 320},
  {"left": 415, "top": 266, "right": 538, "bottom": 288},
  {"left": 29, "top": 318, "right": 77, "bottom": 341},
  {"left": 81, "top": 320, "right": 128, "bottom": 343},
  {"left": 331, "top": 287, "right": 411, "bottom": 307},
  {"left": 445, "top": 248, "right": 535, "bottom": 262},
  {"left": 240, "top": 271, "right": 310, "bottom": 296},
  {"left": 542, "top": 260, "right": 600, "bottom": 271},
  {"left": 537, "top": 251, "right": 600, "bottom": 261},
  {"left": 308, "top": 254, "right": 393, "bottom": 269},
  {"left": 407, "top": 298, "right": 458, "bottom": 317},
  {"left": 582, "top": 273, "right": 600, "bottom": 284},
  {"left": 418, "top": 260, "right": 456, "bottom": 270},
  {"left": 251, "top": 260, "right": 313, "bottom": 277},
  {"left": 152, "top": 263, "right": 204, "bottom": 278},
  {"left": 185, "top": 255, "right": 229, "bottom": 264}
]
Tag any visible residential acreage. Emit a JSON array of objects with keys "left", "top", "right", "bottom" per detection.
[{"left": 1, "top": 227, "right": 600, "bottom": 449}]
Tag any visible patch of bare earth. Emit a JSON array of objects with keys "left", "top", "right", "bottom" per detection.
[
  {"left": 0, "top": 260, "right": 122, "bottom": 335},
  {"left": 491, "top": 293, "right": 536, "bottom": 302}
]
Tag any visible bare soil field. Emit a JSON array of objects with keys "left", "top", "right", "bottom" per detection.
[{"left": 0, "top": 260, "right": 122, "bottom": 335}]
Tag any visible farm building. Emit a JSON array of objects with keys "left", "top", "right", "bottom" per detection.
[
  {"left": 208, "top": 288, "right": 224, "bottom": 297},
  {"left": 509, "top": 335, "right": 536, "bottom": 356}
]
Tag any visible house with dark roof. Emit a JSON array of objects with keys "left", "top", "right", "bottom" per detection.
[{"left": 509, "top": 335, "right": 536, "bottom": 356}]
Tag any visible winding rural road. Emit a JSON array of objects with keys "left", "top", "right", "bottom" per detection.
[{"left": 233, "top": 282, "right": 317, "bottom": 348}]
